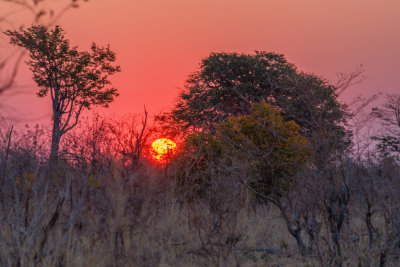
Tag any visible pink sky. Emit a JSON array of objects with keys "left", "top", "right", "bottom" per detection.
[{"left": 1, "top": 0, "right": 400, "bottom": 125}]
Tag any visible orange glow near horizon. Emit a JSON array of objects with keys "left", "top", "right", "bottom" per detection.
[{"left": 151, "top": 138, "right": 177, "bottom": 163}]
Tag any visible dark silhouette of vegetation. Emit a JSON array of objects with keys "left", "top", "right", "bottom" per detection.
[
  {"left": 5, "top": 25, "right": 120, "bottom": 161},
  {"left": 165, "top": 52, "right": 348, "bottom": 141},
  {"left": 372, "top": 94, "right": 400, "bottom": 158}
]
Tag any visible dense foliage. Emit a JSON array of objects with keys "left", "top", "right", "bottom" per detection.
[
  {"left": 175, "top": 102, "right": 311, "bottom": 199},
  {"left": 168, "top": 52, "right": 348, "bottom": 141},
  {"left": 218, "top": 102, "right": 311, "bottom": 192}
]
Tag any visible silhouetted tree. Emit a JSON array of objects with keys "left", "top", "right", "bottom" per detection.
[
  {"left": 166, "top": 52, "right": 348, "bottom": 138},
  {"left": 160, "top": 51, "right": 351, "bottom": 171},
  {"left": 5, "top": 25, "right": 120, "bottom": 161},
  {"left": 372, "top": 94, "right": 400, "bottom": 158}
]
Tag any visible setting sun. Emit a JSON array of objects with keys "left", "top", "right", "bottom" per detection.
[{"left": 151, "top": 138, "right": 177, "bottom": 162}]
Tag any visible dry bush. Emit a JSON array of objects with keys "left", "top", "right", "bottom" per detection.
[
  {"left": 61, "top": 111, "right": 155, "bottom": 169},
  {"left": 1, "top": 115, "right": 400, "bottom": 267}
]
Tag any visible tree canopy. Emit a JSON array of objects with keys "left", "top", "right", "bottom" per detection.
[{"left": 167, "top": 52, "right": 348, "bottom": 144}]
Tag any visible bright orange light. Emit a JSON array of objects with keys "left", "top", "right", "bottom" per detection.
[{"left": 151, "top": 138, "right": 177, "bottom": 163}]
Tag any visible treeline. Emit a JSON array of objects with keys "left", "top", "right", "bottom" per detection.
[
  {"left": 0, "top": 52, "right": 400, "bottom": 267},
  {"left": 0, "top": 99, "right": 399, "bottom": 266}
]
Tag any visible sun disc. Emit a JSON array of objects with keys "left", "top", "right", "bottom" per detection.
[{"left": 151, "top": 138, "right": 177, "bottom": 162}]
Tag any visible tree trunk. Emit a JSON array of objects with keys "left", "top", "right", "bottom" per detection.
[
  {"left": 50, "top": 112, "right": 62, "bottom": 163},
  {"left": 365, "top": 204, "right": 375, "bottom": 251},
  {"left": 274, "top": 198, "right": 307, "bottom": 256},
  {"left": 289, "top": 226, "right": 307, "bottom": 256}
]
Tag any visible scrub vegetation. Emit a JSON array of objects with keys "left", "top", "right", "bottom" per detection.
[
  {"left": 0, "top": 96, "right": 400, "bottom": 267},
  {"left": 1, "top": 4, "right": 400, "bottom": 265}
]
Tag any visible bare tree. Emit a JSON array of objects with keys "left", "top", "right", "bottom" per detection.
[{"left": 107, "top": 109, "right": 153, "bottom": 167}]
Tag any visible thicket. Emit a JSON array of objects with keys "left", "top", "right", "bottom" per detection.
[{"left": 1, "top": 106, "right": 400, "bottom": 266}]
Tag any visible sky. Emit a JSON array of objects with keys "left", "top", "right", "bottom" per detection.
[{"left": 1, "top": 0, "right": 400, "bottom": 126}]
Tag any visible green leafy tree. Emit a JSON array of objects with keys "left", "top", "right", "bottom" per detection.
[
  {"left": 218, "top": 102, "right": 311, "bottom": 192},
  {"left": 169, "top": 52, "right": 295, "bottom": 131},
  {"left": 175, "top": 102, "right": 311, "bottom": 199},
  {"left": 163, "top": 52, "right": 350, "bottom": 161},
  {"left": 5, "top": 25, "right": 120, "bottom": 161}
]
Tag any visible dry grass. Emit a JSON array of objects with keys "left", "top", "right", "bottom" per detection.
[{"left": 1, "top": 127, "right": 400, "bottom": 267}]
